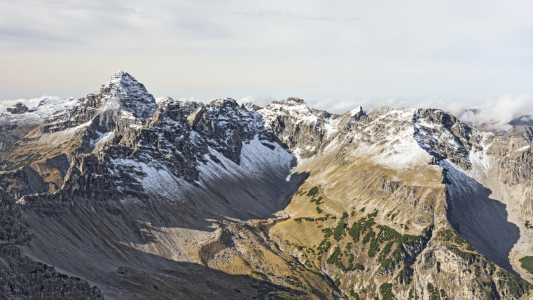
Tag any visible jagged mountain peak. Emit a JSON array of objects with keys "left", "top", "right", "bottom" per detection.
[
  {"left": 155, "top": 96, "right": 174, "bottom": 105},
  {"left": 260, "top": 97, "right": 319, "bottom": 127},
  {"left": 6, "top": 102, "right": 29, "bottom": 114},
  {"left": 0, "top": 72, "right": 158, "bottom": 163},
  {"left": 104, "top": 70, "right": 137, "bottom": 89},
  {"left": 155, "top": 97, "right": 203, "bottom": 116},
  {"left": 285, "top": 97, "right": 305, "bottom": 104},
  {"left": 242, "top": 102, "right": 261, "bottom": 112},
  {"left": 87, "top": 70, "right": 158, "bottom": 122},
  {"left": 114, "top": 69, "right": 126, "bottom": 76},
  {"left": 270, "top": 97, "right": 306, "bottom": 106},
  {"left": 209, "top": 97, "right": 239, "bottom": 107}
]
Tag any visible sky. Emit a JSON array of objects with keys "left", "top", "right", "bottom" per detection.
[{"left": 1, "top": 0, "right": 533, "bottom": 129}]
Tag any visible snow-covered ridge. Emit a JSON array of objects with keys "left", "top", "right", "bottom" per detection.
[
  {"left": 0, "top": 97, "right": 82, "bottom": 126},
  {"left": 338, "top": 107, "right": 435, "bottom": 171},
  {"left": 255, "top": 97, "right": 371, "bottom": 160},
  {"left": 258, "top": 97, "right": 321, "bottom": 128},
  {"left": 34, "top": 71, "right": 161, "bottom": 138},
  {"left": 322, "top": 107, "right": 484, "bottom": 178}
]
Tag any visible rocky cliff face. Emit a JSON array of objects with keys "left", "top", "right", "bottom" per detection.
[
  {"left": 257, "top": 97, "right": 366, "bottom": 160},
  {"left": 0, "top": 187, "right": 102, "bottom": 299},
  {"left": 2, "top": 71, "right": 533, "bottom": 299},
  {"left": 0, "top": 71, "right": 161, "bottom": 199}
]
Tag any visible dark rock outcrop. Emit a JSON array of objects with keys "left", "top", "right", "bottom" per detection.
[
  {"left": 0, "top": 188, "right": 103, "bottom": 299},
  {"left": 6, "top": 102, "right": 29, "bottom": 115}
]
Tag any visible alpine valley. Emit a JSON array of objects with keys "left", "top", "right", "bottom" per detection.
[{"left": 1, "top": 71, "right": 533, "bottom": 300}]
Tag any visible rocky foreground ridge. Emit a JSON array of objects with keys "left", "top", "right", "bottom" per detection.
[{"left": 0, "top": 71, "right": 533, "bottom": 299}]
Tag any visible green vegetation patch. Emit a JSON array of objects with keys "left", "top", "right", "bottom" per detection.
[
  {"left": 272, "top": 291, "right": 310, "bottom": 300},
  {"left": 446, "top": 245, "right": 476, "bottom": 264},
  {"left": 396, "top": 266, "right": 410, "bottom": 284},
  {"left": 380, "top": 241, "right": 394, "bottom": 255},
  {"left": 334, "top": 279, "right": 340, "bottom": 286},
  {"left": 327, "top": 247, "right": 342, "bottom": 265},
  {"left": 306, "top": 187, "right": 319, "bottom": 197},
  {"left": 519, "top": 256, "right": 533, "bottom": 274},
  {"left": 361, "top": 229, "right": 375, "bottom": 244},
  {"left": 2, "top": 152, "right": 42, "bottom": 171},
  {"left": 379, "top": 283, "right": 396, "bottom": 300},
  {"left": 333, "top": 219, "right": 346, "bottom": 241},
  {"left": 526, "top": 220, "right": 533, "bottom": 229},
  {"left": 284, "top": 275, "right": 305, "bottom": 289},
  {"left": 380, "top": 258, "right": 393, "bottom": 269},
  {"left": 438, "top": 228, "right": 479, "bottom": 264},
  {"left": 497, "top": 269, "right": 531, "bottom": 298},
  {"left": 250, "top": 270, "right": 266, "bottom": 279},
  {"left": 367, "top": 238, "right": 379, "bottom": 257},
  {"left": 408, "top": 288, "right": 419, "bottom": 300},
  {"left": 316, "top": 239, "right": 331, "bottom": 256},
  {"left": 426, "top": 283, "right": 448, "bottom": 300},
  {"left": 348, "top": 216, "right": 375, "bottom": 242},
  {"left": 349, "top": 289, "right": 361, "bottom": 300}
]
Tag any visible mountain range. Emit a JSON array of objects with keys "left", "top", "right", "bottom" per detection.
[{"left": 0, "top": 71, "right": 532, "bottom": 299}]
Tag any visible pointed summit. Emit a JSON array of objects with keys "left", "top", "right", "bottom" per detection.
[
  {"left": 114, "top": 70, "right": 126, "bottom": 77},
  {"left": 90, "top": 70, "right": 158, "bottom": 122}
]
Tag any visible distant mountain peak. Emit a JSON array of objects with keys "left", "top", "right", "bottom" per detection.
[
  {"left": 90, "top": 70, "right": 158, "bottom": 122},
  {"left": 210, "top": 97, "right": 238, "bottom": 107},
  {"left": 102, "top": 70, "right": 147, "bottom": 98},
  {"left": 114, "top": 69, "right": 126, "bottom": 77},
  {"left": 285, "top": 97, "right": 305, "bottom": 104},
  {"left": 6, "top": 102, "right": 29, "bottom": 114},
  {"left": 270, "top": 97, "right": 306, "bottom": 106},
  {"left": 242, "top": 102, "right": 261, "bottom": 112}
]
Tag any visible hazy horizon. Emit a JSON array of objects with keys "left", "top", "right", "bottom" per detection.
[{"left": 2, "top": 1, "right": 533, "bottom": 129}]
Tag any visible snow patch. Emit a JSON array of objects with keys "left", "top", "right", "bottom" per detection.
[
  {"left": 348, "top": 108, "right": 434, "bottom": 170},
  {"left": 0, "top": 97, "right": 82, "bottom": 126},
  {"left": 324, "top": 118, "right": 340, "bottom": 139},
  {"left": 350, "top": 106, "right": 362, "bottom": 116},
  {"left": 258, "top": 99, "right": 320, "bottom": 129},
  {"left": 92, "top": 131, "right": 115, "bottom": 152},
  {"left": 35, "top": 120, "right": 92, "bottom": 146}
]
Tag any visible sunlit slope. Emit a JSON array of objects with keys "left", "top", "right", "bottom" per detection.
[{"left": 271, "top": 106, "right": 533, "bottom": 299}]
